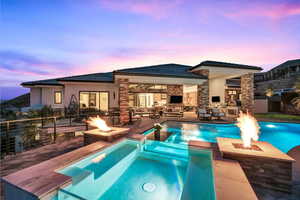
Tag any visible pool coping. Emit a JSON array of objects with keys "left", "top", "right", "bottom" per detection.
[
  {"left": 2, "top": 140, "right": 113, "bottom": 199},
  {"left": 165, "top": 118, "right": 300, "bottom": 124}
]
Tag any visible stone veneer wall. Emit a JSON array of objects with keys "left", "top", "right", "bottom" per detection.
[
  {"left": 223, "top": 154, "right": 293, "bottom": 192},
  {"left": 167, "top": 85, "right": 183, "bottom": 108},
  {"left": 241, "top": 73, "right": 254, "bottom": 113},
  {"left": 118, "top": 78, "right": 129, "bottom": 124},
  {"left": 195, "top": 69, "right": 209, "bottom": 108}
]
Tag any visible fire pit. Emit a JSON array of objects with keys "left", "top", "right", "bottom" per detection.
[
  {"left": 217, "top": 112, "right": 295, "bottom": 193},
  {"left": 84, "top": 116, "right": 129, "bottom": 144}
]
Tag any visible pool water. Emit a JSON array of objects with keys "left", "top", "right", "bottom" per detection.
[
  {"left": 56, "top": 140, "right": 216, "bottom": 200},
  {"left": 99, "top": 154, "right": 187, "bottom": 200},
  {"left": 163, "top": 121, "right": 300, "bottom": 153}
]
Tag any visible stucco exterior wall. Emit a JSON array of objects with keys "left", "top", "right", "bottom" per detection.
[
  {"left": 41, "top": 87, "right": 64, "bottom": 109},
  {"left": 209, "top": 77, "right": 226, "bottom": 104},
  {"left": 63, "top": 82, "right": 119, "bottom": 109},
  {"left": 30, "top": 88, "right": 42, "bottom": 106}
]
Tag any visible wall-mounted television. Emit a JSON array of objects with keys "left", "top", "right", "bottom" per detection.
[
  {"left": 212, "top": 96, "right": 220, "bottom": 102},
  {"left": 170, "top": 96, "right": 183, "bottom": 103}
]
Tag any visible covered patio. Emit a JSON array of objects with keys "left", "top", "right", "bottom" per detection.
[{"left": 116, "top": 62, "right": 261, "bottom": 124}]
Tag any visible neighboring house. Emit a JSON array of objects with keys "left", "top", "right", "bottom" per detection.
[
  {"left": 22, "top": 61, "right": 262, "bottom": 123},
  {"left": 254, "top": 59, "right": 300, "bottom": 113},
  {"left": 255, "top": 59, "right": 300, "bottom": 96}
]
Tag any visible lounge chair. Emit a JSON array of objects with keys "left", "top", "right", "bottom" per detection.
[
  {"left": 211, "top": 108, "right": 225, "bottom": 120},
  {"left": 197, "top": 108, "right": 211, "bottom": 120}
]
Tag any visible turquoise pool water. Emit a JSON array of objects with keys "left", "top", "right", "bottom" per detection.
[
  {"left": 162, "top": 121, "right": 300, "bottom": 153},
  {"left": 56, "top": 140, "right": 215, "bottom": 200}
]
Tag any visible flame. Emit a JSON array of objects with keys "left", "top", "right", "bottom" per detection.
[
  {"left": 87, "top": 116, "right": 111, "bottom": 132},
  {"left": 236, "top": 111, "right": 260, "bottom": 148}
]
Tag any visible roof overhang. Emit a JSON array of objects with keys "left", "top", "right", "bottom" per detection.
[
  {"left": 21, "top": 84, "right": 63, "bottom": 88},
  {"left": 58, "top": 80, "right": 114, "bottom": 83},
  {"left": 191, "top": 66, "right": 262, "bottom": 79},
  {"left": 115, "top": 74, "right": 206, "bottom": 85},
  {"left": 58, "top": 81, "right": 115, "bottom": 85}
]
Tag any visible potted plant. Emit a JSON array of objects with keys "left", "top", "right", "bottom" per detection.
[{"left": 153, "top": 123, "right": 163, "bottom": 141}]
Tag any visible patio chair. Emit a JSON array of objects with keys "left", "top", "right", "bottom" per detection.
[
  {"left": 211, "top": 108, "right": 225, "bottom": 120},
  {"left": 197, "top": 108, "right": 211, "bottom": 120}
]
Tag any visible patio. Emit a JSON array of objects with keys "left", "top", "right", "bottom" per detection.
[{"left": 1, "top": 118, "right": 299, "bottom": 200}]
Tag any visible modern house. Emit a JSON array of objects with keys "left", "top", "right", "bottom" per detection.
[{"left": 22, "top": 61, "right": 262, "bottom": 123}]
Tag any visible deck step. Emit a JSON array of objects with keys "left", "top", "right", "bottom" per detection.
[{"left": 143, "top": 141, "right": 188, "bottom": 159}]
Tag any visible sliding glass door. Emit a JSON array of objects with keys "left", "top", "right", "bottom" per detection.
[
  {"left": 99, "top": 92, "right": 109, "bottom": 111},
  {"left": 79, "top": 91, "right": 109, "bottom": 111}
]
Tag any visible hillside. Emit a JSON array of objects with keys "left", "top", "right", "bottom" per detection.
[{"left": 1, "top": 93, "right": 30, "bottom": 109}]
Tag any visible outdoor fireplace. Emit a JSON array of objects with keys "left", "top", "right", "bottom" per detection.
[
  {"left": 84, "top": 116, "right": 129, "bottom": 144},
  {"left": 217, "top": 112, "right": 295, "bottom": 193}
]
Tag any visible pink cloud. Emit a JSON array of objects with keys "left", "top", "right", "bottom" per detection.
[
  {"left": 225, "top": 1, "right": 300, "bottom": 20},
  {"left": 76, "top": 41, "right": 299, "bottom": 74},
  {"left": 99, "top": 0, "right": 183, "bottom": 19}
]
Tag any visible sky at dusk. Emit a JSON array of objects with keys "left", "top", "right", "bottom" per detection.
[{"left": 1, "top": 0, "right": 300, "bottom": 100}]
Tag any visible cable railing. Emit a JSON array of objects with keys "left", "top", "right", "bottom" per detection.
[{"left": 0, "top": 111, "right": 120, "bottom": 159}]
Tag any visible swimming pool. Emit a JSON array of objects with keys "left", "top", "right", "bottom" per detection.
[
  {"left": 161, "top": 121, "right": 300, "bottom": 153},
  {"left": 56, "top": 139, "right": 216, "bottom": 200}
]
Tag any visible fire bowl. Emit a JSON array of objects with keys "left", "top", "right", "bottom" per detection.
[
  {"left": 217, "top": 137, "right": 295, "bottom": 193},
  {"left": 84, "top": 127, "right": 130, "bottom": 144},
  {"left": 232, "top": 143, "right": 262, "bottom": 152}
]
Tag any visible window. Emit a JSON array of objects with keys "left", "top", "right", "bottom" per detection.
[
  {"left": 54, "top": 91, "right": 62, "bottom": 104},
  {"left": 79, "top": 91, "right": 109, "bottom": 111},
  {"left": 137, "top": 93, "right": 154, "bottom": 108},
  {"left": 129, "top": 93, "right": 167, "bottom": 108}
]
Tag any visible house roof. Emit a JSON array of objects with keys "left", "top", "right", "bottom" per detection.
[
  {"left": 22, "top": 61, "right": 263, "bottom": 86},
  {"left": 21, "top": 78, "right": 62, "bottom": 86},
  {"left": 22, "top": 72, "right": 114, "bottom": 86},
  {"left": 191, "top": 60, "right": 263, "bottom": 71},
  {"left": 114, "top": 63, "right": 207, "bottom": 79},
  {"left": 270, "top": 59, "right": 300, "bottom": 71},
  {"left": 59, "top": 72, "right": 113, "bottom": 82}
]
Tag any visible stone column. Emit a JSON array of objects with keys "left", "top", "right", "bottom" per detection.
[
  {"left": 241, "top": 73, "right": 254, "bottom": 114},
  {"left": 118, "top": 78, "right": 129, "bottom": 124},
  {"left": 196, "top": 69, "right": 209, "bottom": 108}
]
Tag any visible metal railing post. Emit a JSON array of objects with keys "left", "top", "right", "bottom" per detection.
[
  {"left": 85, "top": 115, "right": 89, "bottom": 131},
  {"left": 53, "top": 117, "right": 57, "bottom": 143},
  {"left": 5, "top": 122, "right": 10, "bottom": 155}
]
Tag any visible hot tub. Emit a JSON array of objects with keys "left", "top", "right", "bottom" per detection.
[{"left": 55, "top": 140, "right": 216, "bottom": 200}]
